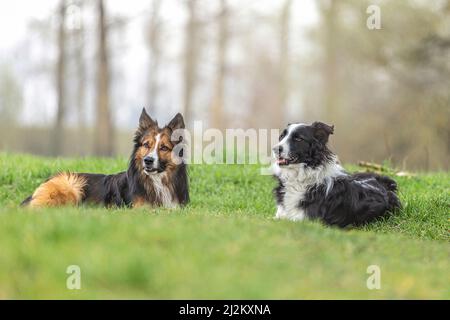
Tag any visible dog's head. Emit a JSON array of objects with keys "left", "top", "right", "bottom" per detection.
[
  {"left": 133, "top": 108, "right": 185, "bottom": 176},
  {"left": 273, "top": 122, "right": 334, "bottom": 168}
]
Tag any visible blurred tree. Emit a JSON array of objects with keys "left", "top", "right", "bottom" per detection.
[
  {"left": 247, "top": 51, "right": 279, "bottom": 130},
  {"left": 71, "top": 0, "right": 86, "bottom": 155},
  {"left": 52, "top": 0, "right": 67, "bottom": 156},
  {"left": 66, "top": 0, "right": 89, "bottom": 155},
  {"left": 309, "top": 0, "right": 450, "bottom": 169},
  {"left": 95, "top": 0, "right": 115, "bottom": 156},
  {"left": 210, "top": 0, "right": 229, "bottom": 129},
  {"left": 183, "top": 0, "right": 200, "bottom": 127},
  {"left": 275, "top": 0, "right": 292, "bottom": 127},
  {"left": 0, "top": 64, "right": 23, "bottom": 126},
  {"left": 319, "top": 0, "right": 340, "bottom": 122},
  {"left": 147, "top": 0, "right": 163, "bottom": 109}
]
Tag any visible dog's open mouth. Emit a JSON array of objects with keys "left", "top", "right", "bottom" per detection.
[
  {"left": 144, "top": 168, "right": 163, "bottom": 174},
  {"left": 276, "top": 157, "right": 297, "bottom": 166}
]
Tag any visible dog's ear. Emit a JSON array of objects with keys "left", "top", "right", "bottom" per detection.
[
  {"left": 167, "top": 113, "right": 185, "bottom": 131},
  {"left": 138, "top": 108, "right": 158, "bottom": 131},
  {"left": 167, "top": 113, "right": 185, "bottom": 146},
  {"left": 312, "top": 122, "right": 334, "bottom": 144}
]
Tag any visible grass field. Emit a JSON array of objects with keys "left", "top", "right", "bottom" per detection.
[{"left": 0, "top": 153, "right": 448, "bottom": 299}]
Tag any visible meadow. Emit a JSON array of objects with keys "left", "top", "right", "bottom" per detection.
[{"left": 0, "top": 153, "right": 448, "bottom": 299}]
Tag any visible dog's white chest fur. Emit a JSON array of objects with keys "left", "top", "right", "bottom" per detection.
[
  {"left": 147, "top": 173, "right": 178, "bottom": 208},
  {"left": 273, "top": 159, "right": 344, "bottom": 222},
  {"left": 274, "top": 165, "right": 308, "bottom": 221}
]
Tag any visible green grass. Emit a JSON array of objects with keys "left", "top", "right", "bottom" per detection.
[{"left": 0, "top": 153, "right": 448, "bottom": 299}]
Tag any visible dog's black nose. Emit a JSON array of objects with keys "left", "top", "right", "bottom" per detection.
[
  {"left": 144, "top": 157, "right": 155, "bottom": 165},
  {"left": 273, "top": 146, "right": 283, "bottom": 154}
]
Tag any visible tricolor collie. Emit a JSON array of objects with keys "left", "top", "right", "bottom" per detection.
[
  {"left": 22, "top": 109, "right": 189, "bottom": 208},
  {"left": 272, "top": 122, "right": 401, "bottom": 228}
]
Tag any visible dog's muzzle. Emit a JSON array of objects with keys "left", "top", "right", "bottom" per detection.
[{"left": 143, "top": 156, "right": 163, "bottom": 174}]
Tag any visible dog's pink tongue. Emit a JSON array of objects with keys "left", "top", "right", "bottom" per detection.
[{"left": 277, "top": 158, "right": 287, "bottom": 165}]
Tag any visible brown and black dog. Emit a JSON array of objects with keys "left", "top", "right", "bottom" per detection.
[{"left": 21, "top": 109, "right": 189, "bottom": 208}]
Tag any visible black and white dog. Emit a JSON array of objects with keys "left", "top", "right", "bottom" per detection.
[{"left": 272, "top": 122, "right": 401, "bottom": 228}]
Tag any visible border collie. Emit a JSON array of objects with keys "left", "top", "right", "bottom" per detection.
[
  {"left": 22, "top": 109, "right": 189, "bottom": 208},
  {"left": 272, "top": 122, "right": 401, "bottom": 228}
]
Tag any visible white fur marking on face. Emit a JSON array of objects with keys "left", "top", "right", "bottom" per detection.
[
  {"left": 148, "top": 133, "right": 161, "bottom": 169},
  {"left": 273, "top": 123, "right": 306, "bottom": 160}
]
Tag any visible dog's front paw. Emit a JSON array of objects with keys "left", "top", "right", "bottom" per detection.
[{"left": 275, "top": 206, "right": 285, "bottom": 220}]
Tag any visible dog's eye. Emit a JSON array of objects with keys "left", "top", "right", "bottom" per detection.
[
  {"left": 279, "top": 130, "right": 287, "bottom": 140},
  {"left": 294, "top": 136, "right": 304, "bottom": 142},
  {"left": 160, "top": 145, "right": 170, "bottom": 152},
  {"left": 143, "top": 142, "right": 150, "bottom": 148}
]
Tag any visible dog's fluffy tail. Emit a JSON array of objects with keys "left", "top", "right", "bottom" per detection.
[{"left": 22, "top": 173, "right": 87, "bottom": 208}]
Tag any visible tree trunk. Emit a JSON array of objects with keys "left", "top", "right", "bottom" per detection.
[
  {"left": 52, "top": 0, "right": 67, "bottom": 156},
  {"left": 276, "top": 0, "right": 292, "bottom": 128},
  {"left": 95, "top": 0, "right": 114, "bottom": 157},
  {"left": 210, "top": 0, "right": 229, "bottom": 130},
  {"left": 147, "top": 0, "right": 162, "bottom": 109},
  {"left": 322, "top": 0, "right": 339, "bottom": 121},
  {"left": 74, "top": 1, "right": 86, "bottom": 155},
  {"left": 183, "top": 0, "right": 199, "bottom": 127}
]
